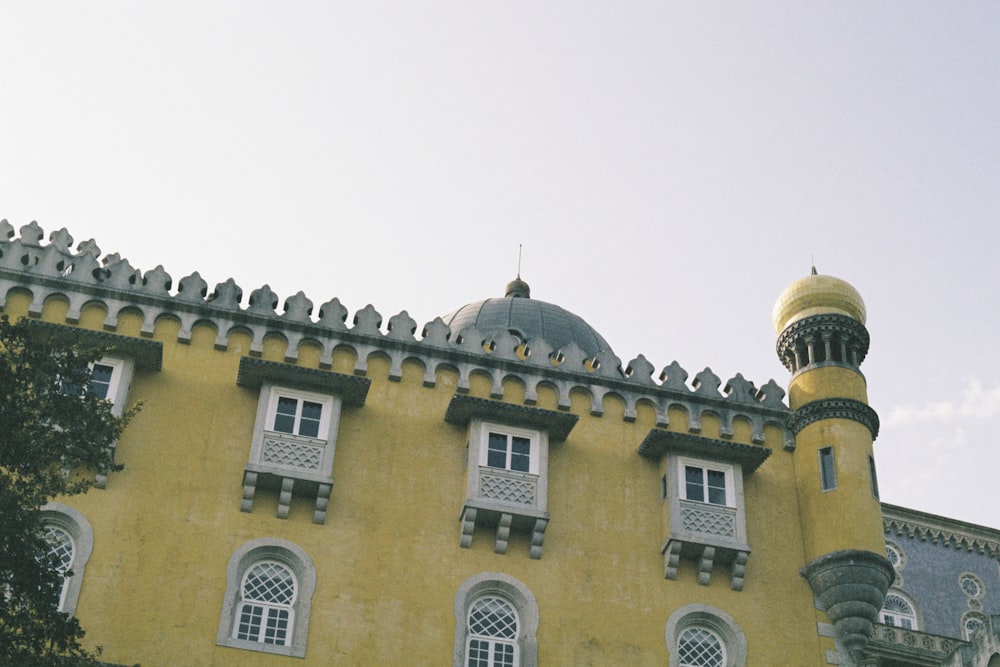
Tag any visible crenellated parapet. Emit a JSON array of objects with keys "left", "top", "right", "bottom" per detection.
[{"left": 0, "top": 221, "right": 792, "bottom": 445}]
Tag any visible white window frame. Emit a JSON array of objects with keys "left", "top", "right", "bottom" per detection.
[
  {"left": 466, "top": 595, "right": 520, "bottom": 666},
  {"left": 454, "top": 573, "right": 538, "bottom": 667},
  {"left": 89, "top": 357, "right": 128, "bottom": 407},
  {"left": 248, "top": 383, "right": 341, "bottom": 477},
  {"left": 478, "top": 423, "right": 541, "bottom": 475},
  {"left": 880, "top": 592, "right": 918, "bottom": 630},
  {"left": 217, "top": 538, "right": 316, "bottom": 658},
  {"left": 233, "top": 560, "right": 297, "bottom": 646},
  {"left": 264, "top": 387, "right": 334, "bottom": 440},
  {"left": 38, "top": 504, "right": 94, "bottom": 615},
  {"left": 677, "top": 457, "right": 735, "bottom": 508},
  {"left": 666, "top": 604, "right": 747, "bottom": 667}
]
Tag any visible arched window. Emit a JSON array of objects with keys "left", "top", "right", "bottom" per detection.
[
  {"left": 467, "top": 595, "right": 519, "bottom": 666},
  {"left": 963, "top": 612, "right": 987, "bottom": 641},
  {"left": 235, "top": 561, "right": 297, "bottom": 646},
  {"left": 41, "top": 525, "right": 74, "bottom": 610},
  {"left": 881, "top": 592, "right": 918, "bottom": 630},
  {"left": 39, "top": 503, "right": 93, "bottom": 615},
  {"left": 217, "top": 538, "right": 316, "bottom": 658},
  {"left": 666, "top": 604, "right": 747, "bottom": 667},
  {"left": 677, "top": 626, "right": 726, "bottom": 666},
  {"left": 454, "top": 573, "right": 538, "bottom": 667}
]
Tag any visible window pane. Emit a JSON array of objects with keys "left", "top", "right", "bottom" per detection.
[
  {"left": 89, "top": 363, "right": 114, "bottom": 399},
  {"left": 685, "top": 466, "right": 705, "bottom": 502},
  {"left": 298, "top": 401, "right": 323, "bottom": 438},
  {"left": 236, "top": 603, "right": 264, "bottom": 641},
  {"left": 707, "top": 469, "right": 727, "bottom": 505},
  {"left": 510, "top": 436, "right": 531, "bottom": 472},
  {"left": 264, "top": 608, "right": 290, "bottom": 645},
  {"left": 467, "top": 639, "right": 489, "bottom": 667},
  {"left": 487, "top": 433, "right": 508, "bottom": 469},
  {"left": 678, "top": 626, "right": 725, "bottom": 667},
  {"left": 820, "top": 447, "right": 837, "bottom": 490},
  {"left": 273, "top": 397, "right": 298, "bottom": 433}
]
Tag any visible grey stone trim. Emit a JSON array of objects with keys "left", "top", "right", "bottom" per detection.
[
  {"left": 0, "top": 223, "right": 792, "bottom": 444},
  {"left": 216, "top": 537, "right": 316, "bottom": 659},
  {"left": 236, "top": 356, "right": 370, "bottom": 407},
  {"left": 882, "top": 503, "right": 1000, "bottom": 560},
  {"left": 638, "top": 429, "right": 772, "bottom": 473},
  {"left": 444, "top": 394, "right": 578, "bottom": 443},
  {"left": 453, "top": 572, "right": 539, "bottom": 667},
  {"left": 801, "top": 549, "right": 895, "bottom": 664},
  {"left": 664, "top": 603, "right": 748, "bottom": 667},
  {"left": 867, "top": 624, "right": 961, "bottom": 666},
  {"left": 775, "top": 313, "right": 870, "bottom": 373},
  {"left": 789, "top": 398, "right": 880, "bottom": 440},
  {"left": 39, "top": 503, "right": 94, "bottom": 616},
  {"left": 23, "top": 319, "right": 163, "bottom": 371}
]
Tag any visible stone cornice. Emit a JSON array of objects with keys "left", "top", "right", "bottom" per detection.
[
  {"left": 23, "top": 318, "right": 163, "bottom": 371},
  {"left": 444, "top": 395, "right": 578, "bottom": 442},
  {"left": 1, "top": 222, "right": 793, "bottom": 446},
  {"left": 637, "top": 429, "right": 772, "bottom": 473},
  {"left": 882, "top": 503, "right": 1000, "bottom": 560},
  {"left": 789, "top": 398, "right": 880, "bottom": 440},
  {"left": 236, "top": 357, "right": 370, "bottom": 407}
]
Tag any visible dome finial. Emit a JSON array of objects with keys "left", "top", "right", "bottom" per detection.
[{"left": 505, "top": 244, "right": 530, "bottom": 298}]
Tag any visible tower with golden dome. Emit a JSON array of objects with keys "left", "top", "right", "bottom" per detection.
[{"left": 774, "top": 268, "right": 894, "bottom": 663}]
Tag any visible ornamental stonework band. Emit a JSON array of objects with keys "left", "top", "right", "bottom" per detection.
[{"left": 788, "top": 398, "right": 880, "bottom": 440}]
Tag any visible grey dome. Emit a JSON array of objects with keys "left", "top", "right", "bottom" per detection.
[{"left": 442, "top": 279, "right": 615, "bottom": 359}]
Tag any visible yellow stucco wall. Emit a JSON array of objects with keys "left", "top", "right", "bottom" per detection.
[{"left": 1, "top": 287, "right": 861, "bottom": 666}]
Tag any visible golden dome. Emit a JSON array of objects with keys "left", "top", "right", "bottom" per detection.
[{"left": 772, "top": 269, "right": 867, "bottom": 334}]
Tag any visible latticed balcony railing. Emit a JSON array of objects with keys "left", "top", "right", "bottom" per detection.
[
  {"left": 664, "top": 499, "right": 749, "bottom": 590},
  {"left": 677, "top": 499, "right": 737, "bottom": 539},
  {"left": 477, "top": 467, "right": 539, "bottom": 508},
  {"left": 461, "top": 467, "right": 548, "bottom": 558},
  {"left": 259, "top": 431, "right": 325, "bottom": 472},
  {"left": 242, "top": 431, "right": 333, "bottom": 525}
]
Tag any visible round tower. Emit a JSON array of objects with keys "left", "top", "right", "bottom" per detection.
[{"left": 773, "top": 269, "right": 893, "bottom": 664}]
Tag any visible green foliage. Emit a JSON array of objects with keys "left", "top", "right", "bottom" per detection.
[{"left": 0, "top": 315, "right": 137, "bottom": 666}]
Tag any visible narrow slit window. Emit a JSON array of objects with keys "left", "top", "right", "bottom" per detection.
[
  {"left": 868, "top": 455, "right": 879, "bottom": 499},
  {"left": 819, "top": 447, "right": 837, "bottom": 491}
]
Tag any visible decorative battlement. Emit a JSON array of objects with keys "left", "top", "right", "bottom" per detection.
[{"left": 0, "top": 221, "right": 792, "bottom": 444}]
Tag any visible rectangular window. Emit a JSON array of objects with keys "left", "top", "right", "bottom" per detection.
[
  {"left": 88, "top": 363, "right": 116, "bottom": 399},
  {"left": 270, "top": 394, "right": 326, "bottom": 439},
  {"left": 682, "top": 464, "right": 729, "bottom": 506},
  {"left": 819, "top": 447, "right": 837, "bottom": 491},
  {"left": 869, "top": 454, "right": 880, "bottom": 499},
  {"left": 486, "top": 431, "right": 531, "bottom": 473}
]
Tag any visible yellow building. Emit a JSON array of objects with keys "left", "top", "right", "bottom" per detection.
[{"left": 2, "top": 219, "right": 998, "bottom": 666}]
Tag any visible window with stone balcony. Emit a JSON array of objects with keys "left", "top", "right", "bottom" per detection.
[
  {"left": 237, "top": 357, "right": 369, "bottom": 524},
  {"left": 445, "top": 395, "right": 577, "bottom": 559},
  {"left": 640, "top": 430, "right": 771, "bottom": 591},
  {"left": 26, "top": 320, "right": 162, "bottom": 488}
]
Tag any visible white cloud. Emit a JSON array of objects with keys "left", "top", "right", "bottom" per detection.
[{"left": 884, "top": 378, "right": 1000, "bottom": 427}]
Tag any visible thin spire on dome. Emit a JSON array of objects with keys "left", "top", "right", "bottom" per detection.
[{"left": 505, "top": 244, "right": 531, "bottom": 298}]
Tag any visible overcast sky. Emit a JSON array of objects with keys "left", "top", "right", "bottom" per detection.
[{"left": 2, "top": 2, "right": 999, "bottom": 527}]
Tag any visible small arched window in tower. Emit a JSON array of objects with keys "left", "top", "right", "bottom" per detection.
[
  {"left": 467, "top": 595, "right": 520, "bottom": 667},
  {"left": 677, "top": 626, "right": 726, "bottom": 667},
  {"left": 235, "top": 561, "right": 298, "bottom": 646},
  {"left": 881, "top": 593, "right": 917, "bottom": 630}
]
